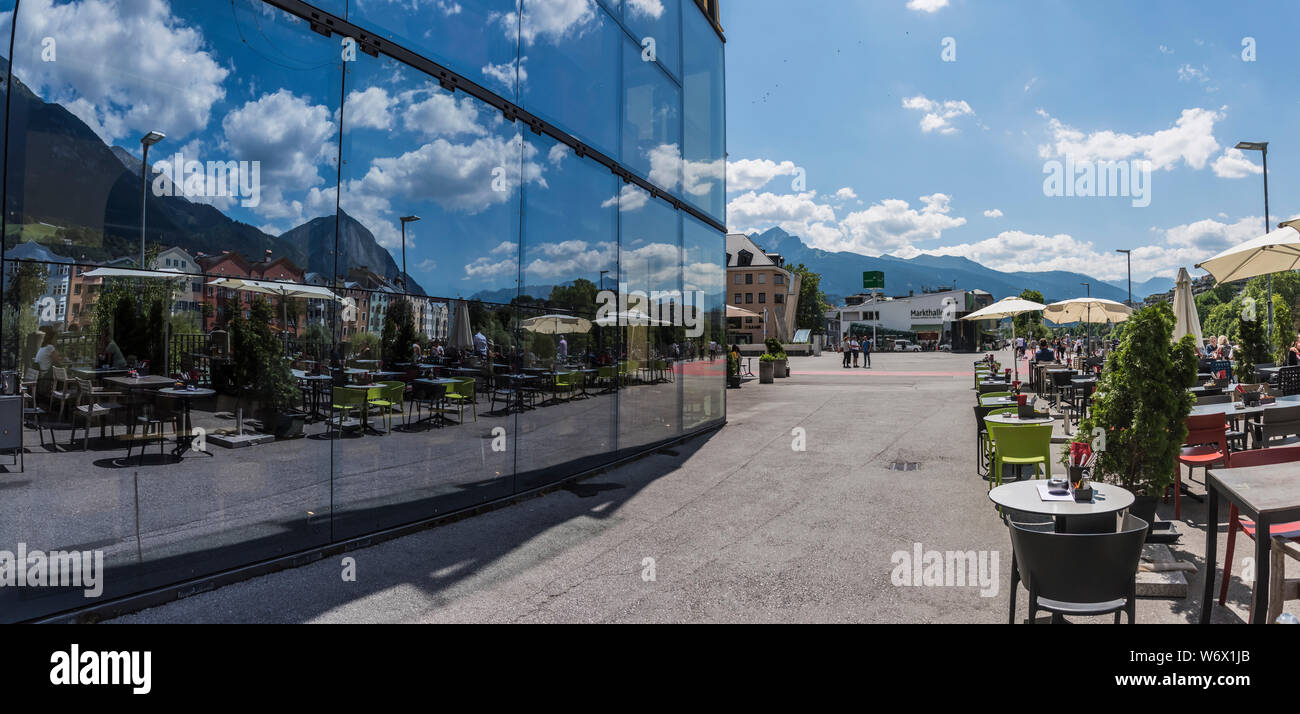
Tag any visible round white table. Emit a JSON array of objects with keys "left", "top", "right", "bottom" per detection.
[{"left": 988, "top": 480, "right": 1134, "bottom": 532}]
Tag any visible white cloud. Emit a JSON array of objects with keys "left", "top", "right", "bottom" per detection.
[
  {"left": 924, "top": 215, "right": 1263, "bottom": 282},
  {"left": 344, "top": 87, "right": 397, "bottom": 131},
  {"left": 602, "top": 184, "right": 650, "bottom": 211},
  {"left": 1159, "top": 45, "right": 1174, "bottom": 55},
  {"left": 10, "top": 0, "right": 229, "bottom": 143},
  {"left": 401, "top": 91, "right": 489, "bottom": 139},
  {"left": 833, "top": 187, "right": 858, "bottom": 201},
  {"left": 626, "top": 0, "right": 665, "bottom": 19},
  {"left": 728, "top": 191, "right": 966, "bottom": 257},
  {"left": 495, "top": 0, "right": 600, "bottom": 46},
  {"left": 1211, "top": 147, "right": 1263, "bottom": 179},
  {"left": 906, "top": 0, "right": 949, "bottom": 13},
  {"left": 482, "top": 58, "right": 526, "bottom": 91},
  {"left": 1178, "top": 63, "right": 1208, "bottom": 83},
  {"left": 983, "top": 209, "right": 1003, "bottom": 218},
  {"left": 547, "top": 143, "right": 570, "bottom": 166},
  {"left": 726, "top": 158, "right": 799, "bottom": 193},
  {"left": 1036, "top": 107, "right": 1222, "bottom": 171},
  {"left": 902, "top": 95, "right": 974, "bottom": 135},
  {"left": 221, "top": 90, "right": 337, "bottom": 222}
]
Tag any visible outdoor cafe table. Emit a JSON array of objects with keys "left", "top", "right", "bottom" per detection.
[
  {"left": 412, "top": 378, "right": 458, "bottom": 425},
  {"left": 1200, "top": 463, "right": 1300, "bottom": 624},
  {"left": 156, "top": 387, "right": 215, "bottom": 458},
  {"left": 988, "top": 480, "right": 1135, "bottom": 533},
  {"left": 1190, "top": 394, "right": 1300, "bottom": 421},
  {"left": 984, "top": 413, "right": 1053, "bottom": 426},
  {"left": 979, "top": 395, "right": 1018, "bottom": 408},
  {"left": 72, "top": 367, "right": 129, "bottom": 382},
  {"left": 292, "top": 371, "right": 333, "bottom": 420},
  {"left": 339, "top": 384, "right": 385, "bottom": 433}
]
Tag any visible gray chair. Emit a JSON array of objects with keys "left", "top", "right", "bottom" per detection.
[
  {"left": 1196, "top": 394, "right": 1232, "bottom": 406},
  {"left": 1279, "top": 366, "right": 1300, "bottom": 397},
  {"left": 1250, "top": 404, "right": 1300, "bottom": 449},
  {"left": 1008, "top": 514, "right": 1148, "bottom": 624}
]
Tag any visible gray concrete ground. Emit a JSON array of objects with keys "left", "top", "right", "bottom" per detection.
[{"left": 109, "top": 351, "right": 1284, "bottom": 623}]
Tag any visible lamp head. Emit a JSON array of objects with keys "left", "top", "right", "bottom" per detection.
[
  {"left": 1235, "top": 141, "right": 1268, "bottom": 152},
  {"left": 141, "top": 131, "right": 165, "bottom": 147}
]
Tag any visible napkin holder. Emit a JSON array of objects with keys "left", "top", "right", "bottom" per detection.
[
  {"left": 1017, "top": 403, "right": 1037, "bottom": 419},
  {"left": 1068, "top": 466, "right": 1094, "bottom": 502}
]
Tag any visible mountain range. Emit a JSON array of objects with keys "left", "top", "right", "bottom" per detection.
[
  {"left": 2, "top": 57, "right": 422, "bottom": 295},
  {"left": 749, "top": 227, "right": 1174, "bottom": 305}
]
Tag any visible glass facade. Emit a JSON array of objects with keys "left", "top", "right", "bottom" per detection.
[{"left": 0, "top": 0, "right": 724, "bottom": 621}]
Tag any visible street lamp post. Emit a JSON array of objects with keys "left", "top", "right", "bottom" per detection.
[
  {"left": 399, "top": 216, "right": 420, "bottom": 291},
  {"left": 139, "top": 131, "right": 165, "bottom": 267},
  {"left": 1115, "top": 249, "right": 1132, "bottom": 307},
  {"left": 1236, "top": 141, "right": 1271, "bottom": 341}
]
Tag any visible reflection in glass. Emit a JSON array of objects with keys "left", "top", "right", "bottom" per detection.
[
  {"left": 617, "top": 185, "right": 681, "bottom": 451},
  {"left": 622, "top": 0, "right": 681, "bottom": 79},
  {"left": 622, "top": 38, "right": 682, "bottom": 194},
  {"left": 347, "top": 0, "right": 522, "bottom": 101},
  {"left": 681, "top": 213, "right": 725, "bottom": 429},
  {"left": 682, "top": 4, "right": 726, "bottom": 221},
  {"left": 515, "top": 132, "right": 617, "bottom": 488},
  {"left": 518, "top": 0, "right": 621, "bottom": 159}
]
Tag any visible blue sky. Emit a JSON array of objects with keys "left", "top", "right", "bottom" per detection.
[{"left": 720, "top": 0, "right": 1300, "bottom": 283}]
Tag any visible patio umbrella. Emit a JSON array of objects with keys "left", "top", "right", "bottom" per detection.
[
  {"left": 962, "top": 296, "right": 1046, "bottom": 381},
  {"left": 1196, "top": 220, "right": 1300, "bottom": 284},
  {"left": 1045, "top": 297, "right": 1132, "bottom": 358},
  {"left": 727, "top": 305, "right": 761, "bottom": 319},
  {"left": 447, "top": 299, "right": 473, "bottom": 352},
  {"left": 1172, "top": 267, "right": 1203, "bottom": 346},
  {"left": 594, "top": 309, "right": 673, "bottom": 327},
  {"left": 520, "top": 314, "right": 593, "bottom": 335},
  {"left": 208, "top": 277, "right": 345, "bottom": 335},
  {"left": 86, "top": 267, "right": 192, "bottom": 373}
]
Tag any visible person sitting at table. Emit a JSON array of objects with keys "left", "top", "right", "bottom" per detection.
[
  {"left": 34, "top": 327, "right": 65, "bottom": 372},
  {"left": 1033, "top": 339, "right": 1056, "bottom": 363},
  {"left": 1287, "top": 334, "right": 1300, "bottom": 367},
  {"left": 96, "top": 333, "right": 127, "bottom": 369},
  {"left": 411, "top": 341, "right": 424, "bottom": 364}
]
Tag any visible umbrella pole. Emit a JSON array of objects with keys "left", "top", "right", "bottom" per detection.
[{"left": 1012, "top": 319, "right": 1017, "bottom": 383}]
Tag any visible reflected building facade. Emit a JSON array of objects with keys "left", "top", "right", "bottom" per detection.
[{"left": 0, "top": 0, "right": 725, "bottom": 621}]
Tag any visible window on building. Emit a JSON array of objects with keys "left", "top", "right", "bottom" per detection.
[
  {"left": 757, "top": 273, "right": 765, "bottom": 284},
  {"left": 776, "top": 274, "right": 785, "bottom": 285},
  {"left": 734, "top": 274, "right": 742, "bottom": 285},
  {"left": 775, "top": 293, "right": 784, "bottom": 304},
  {"left": 758, "top": 293, "right": 766, "bottom": 304},
  {"left": 734, "top": 293, "right": 741, "bottom": 304},
  {"left": 745, "top": 293, "right": 753, "bottom": 304}
]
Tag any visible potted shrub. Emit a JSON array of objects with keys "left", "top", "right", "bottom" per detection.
[
  {"left": 232, "top": 297, "right": 307, "bottom": 439},
  {"left": 727, "top": 353, "right": 742, "bottom": 388},
  {"left": 765, "top": 338, "right": 789, "bottom": 378},
  {"left": 1077, "top": 303, "right": 1197, "bottom": 533},
  {"left": 758, "top": 353, "right": 775, "bottom": 383}
]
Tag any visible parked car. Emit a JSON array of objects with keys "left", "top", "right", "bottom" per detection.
[
  {"left": 893, "top": 340, "right": 922, "bottom": 352},
  {"left": 938, "top": 343, "right": 952, "bottom": 352}
]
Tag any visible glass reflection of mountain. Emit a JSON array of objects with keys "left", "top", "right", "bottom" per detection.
[{"left": 0, "top": 58, "right": 423, "bottom": 294}]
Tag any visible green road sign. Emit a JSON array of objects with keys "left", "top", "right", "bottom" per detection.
[{"left": 863, "top": 271, "right": 884, "bottom": 290}]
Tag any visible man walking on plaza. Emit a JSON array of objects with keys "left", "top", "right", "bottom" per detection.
[
  {"left": 842, "top": 339, "right": 851, "bottom": 368},
  {"left": 862, "top": 336, "right": 871, "bottom": 368}
]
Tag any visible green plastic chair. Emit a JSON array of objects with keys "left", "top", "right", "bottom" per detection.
[
  {"left": 987, "top": 422, "right": 1053, "bottom": 491},
  {"left": 330, "top": 387, "right": 367, "bottom": 438},
  {"left": 553, "top": 372, "right": 576, "bottom": 401},
  {"left": 980, "top": 407, "right": 1018, "bottom": 474},
  {"left": 598, "top": 366, "right": 617, "bottom": 392},
  {"left": 445, "top": 378, "right": 477, "bottom": 423},
  {"left": 979, "top": 391, "right": 1014, "bottom": 406},
  {"left": 368, "top": 381, "right": 406, "bottom": 432}
]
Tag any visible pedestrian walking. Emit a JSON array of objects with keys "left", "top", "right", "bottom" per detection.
[{"left": 862, "top": 336, "right": 871, "bottom": 368}]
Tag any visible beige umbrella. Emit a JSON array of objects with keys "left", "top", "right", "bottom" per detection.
[
  {"left": 727, "top": 304, "right": 761, "bottom": 319},
  {"left": 1044, "top": 297, "right": 1132, "bottom": 325},
  {"left": 1171, "top": 267, "right": 1203, "bottom": 346},
  {"left": 962, "top": 296, "right": 1046, "bottom": 381},
  {"left": 1196, "top": 220, "right": 1300, "bottom": 284},
  {"left": 521, "top": 314, "right": 593, "bottom": 334},
  {"left": 447, "top": 299, "right": 474, "bottom": 352}
]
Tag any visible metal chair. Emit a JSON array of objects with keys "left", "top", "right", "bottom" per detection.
[
  {"left": 1249, "top": 404, "right": 1300, "bottom": 449},
  {"left": 1217, "top": 445, "right": 1300, "bottom": 620},
  {"left": 1278, "top": 366, "right": 1300, "bottom": 397},
  {"left": 71, "top": 377, "right": 124, "bottom": 451},
  {"left": 1173, "top": 413, "right": 1228, "bottom": 520},
  {"left": 1007, "top": 514, "right": 1148, "bottom": 624}
]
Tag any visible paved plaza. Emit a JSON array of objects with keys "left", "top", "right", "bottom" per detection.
[{"left": 106, "top": 351, "right": 1283, "bottom": 623}]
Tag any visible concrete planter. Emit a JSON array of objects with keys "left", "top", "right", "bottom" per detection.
[
  {"left": 774, "top": 358, "right": 788, "bottom": 378},
  {"left": 759, "top": 360, "right": 774, "bottom": 384}
]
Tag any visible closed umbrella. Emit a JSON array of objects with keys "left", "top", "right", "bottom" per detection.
[
  {"left": 1172, "top": 267, "right": 1203, "bottom": 346},
  {"left": 447, "top": 299, "right": 474, "bottom": 353},
  {"left": 962, "top": 296, "right": 1046, "bottom": 381}
]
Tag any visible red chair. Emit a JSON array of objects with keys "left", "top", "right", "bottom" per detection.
[
  {"left": 1172, "top": 414, "right": 1228, "bottom": 520},
  {"left": 1217, "top": 445, "right": 1300, "bottom": 614}
]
